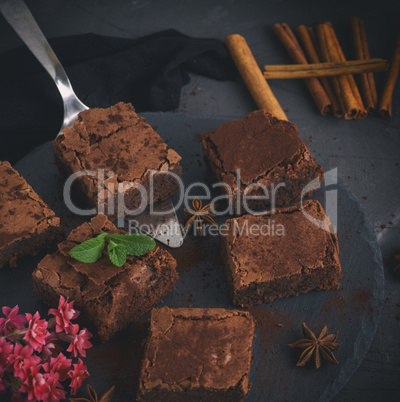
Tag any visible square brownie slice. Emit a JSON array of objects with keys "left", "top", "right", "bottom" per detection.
[
  {"left": 0, "top": 161, "right": 64, "bottom": 269},
  {"left": 221, "top": 200, "right": 341, "bottom": 307},
  {"left": 202, "top": 110, "right": 324, "bottom": 212},
  {"left": 32, "top": 214, "right": 179, "bottom": 342},
  {"left": 53, "top": 102, "right": 182, "bottom": 218},
  {"left": 137, "top": 307, "right": 255, "bottom": 402}
]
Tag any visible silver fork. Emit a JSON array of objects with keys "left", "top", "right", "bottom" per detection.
[
  {"left": 1, "top": 0, "right": 184, "bottom": 248},
  {"left": 0, "top": 0, "right": 88, "bottom": 135}
]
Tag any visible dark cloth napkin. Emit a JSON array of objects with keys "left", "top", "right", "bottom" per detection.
[{"left": 0, "top": 29, "right": 235, "bottom": 163}]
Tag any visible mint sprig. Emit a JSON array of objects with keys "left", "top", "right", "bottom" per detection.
[
  {"left": 69, "top": 233, "right": 107, "bottom": 264},
  {"left": 70, "top": 232, "right": 156, "bottom": 267},
  {"left": 104, "top": 233, "right": 157, "bottom": 256},
  {"left": 107, "top": 240, "right": 128, "bottom": 267}
]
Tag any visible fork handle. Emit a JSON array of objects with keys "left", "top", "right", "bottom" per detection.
[
  {"left": 0, "top": 0, "right": 62, "bottom": 79},
  {"left": 0, "top": 0, "right": 71, "bottom": 95},
  {"left": 1, "top": 0, "right": 88, "bottom": 132}
]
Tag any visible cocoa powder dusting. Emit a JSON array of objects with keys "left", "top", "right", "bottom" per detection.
[
  {"left": 349, "top": 288, "right": 374, "bottom": 312},
  {"left": 250, "top": 307, "right": 293, "bottom": 347},
  {"left": 321, "top": 292, "right": 346, "bottom": 313},
  {"left": 164, "top": 235, "right": 220, "bottom": 273}
]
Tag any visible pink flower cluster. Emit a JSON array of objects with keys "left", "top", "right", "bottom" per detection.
[{"left": 0, "top": 297, "right": 92, "bottom": 401}]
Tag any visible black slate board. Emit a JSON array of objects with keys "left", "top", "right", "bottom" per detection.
[{"left": 0, "top": 112, "right": 384, "bottom": 401}]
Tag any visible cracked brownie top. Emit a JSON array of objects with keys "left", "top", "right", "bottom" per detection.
[
  {"left": 202, "top": 110, "right": 306, "bottom": 186},
  {"left": 0, "top": 161, "right": 60, "bottom": 250},
  {"left": 138, "top": 307, "right": 254, "bottom": 394},
  {"left": 223, "top": 200, "right": 340, "bottom": 288},
  {"left": 34, "top": 214, "right": 177, "bottom": 305},
  {"left": 53, "top": 102, "right": 181, "bottom": 183}
]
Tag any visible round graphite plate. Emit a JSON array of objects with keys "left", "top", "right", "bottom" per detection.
[{"left": 4, "top": 112, "right": 384, "bottom": 401}]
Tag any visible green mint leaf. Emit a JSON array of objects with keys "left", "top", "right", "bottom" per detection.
[
  {"left": 107, "top": 240, "right": 127, "bottom": 267},
  {"left": 70, "top": 233, "right": 107, "bottom": 263},
  {"left": 107, "top": 233, "right": 156, "bottom": 256}
]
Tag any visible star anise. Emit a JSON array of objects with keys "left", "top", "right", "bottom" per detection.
[
  {"left": 184, "top": 197, "right": 216, "bottom": 235},
  {"left": 70, "top": 384, "right": 115, "bottom": 402},
  {"left": 289, "top": 322, "right": 341, "bottom": 369}
]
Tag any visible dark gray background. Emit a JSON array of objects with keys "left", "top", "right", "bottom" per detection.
[{"left": 0, "top": 0, "right": 399, "bottom": 401}]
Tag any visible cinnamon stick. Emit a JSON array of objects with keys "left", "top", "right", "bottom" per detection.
[
  {"left": 263, "top": 59, "right": 387, "bottom": 78},
  {"left": 351, "top": 17, "right": 378, "bottom": 114},
  {"left": 379, "top": 31, "right": 400, "bottom": 119},
  {"left": 225, "top": 34, "right": 287, "bottom": 120},
  {"left": 326, "top": 22, "right": 367, "bottom": 119},
  {"left": 316, "top": 22, "right": 366, "bottom": 119},
  {"left": 273, "top": 23, "right": 332, "bottom": 116},
  {"left": 296, "top": 25, "right": 341, "bottom": 117},
  {"left": 316, "top": 23, "right": 351, "bottom": 117}
]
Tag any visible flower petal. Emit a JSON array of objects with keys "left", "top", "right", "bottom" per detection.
[
  {"left": 296, "top": 345, "right": 315, "bottom": 367},
  {"left": 202, "top": 214, "right": 217, "bottom": 225},
  {"left": 99, "top": 385, "right": 115, "bottom": 402},
  {"left": 318, "top": 325, "right": 328, "bottom": 340},
  {"left": 289, "top": 339, "right": 313, "bottom": 349},
  {"left": 320, "top": 345, "right": 339, "bottom": 365},
  {"left": 314, "top": 345, "right": 321, "bottom": 369},
  {"left": 301, "top": 322, "right": 317, "bottom": 340},
  {"left": 87, "top": 384, "right": 98, "bottom": 402},
  {"left": 322, "top": 332, "right": 338, "bottom": 343},
  {"left": 193, "top": 198, "right": 202, "bottom": 211}
]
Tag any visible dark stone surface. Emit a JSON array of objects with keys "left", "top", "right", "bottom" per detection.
[
  {"left": 11, "top": 114, "right": 384, "bottom": 401},
  {"left": 1, "top": 0, "right": 399, "bottom": 400}
]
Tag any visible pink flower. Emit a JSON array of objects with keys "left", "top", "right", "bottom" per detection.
[
  {"left": 7, "top": 344, "right": 40, "bottom": 375},
  {"left": 43, "top": 352, "right": 72, "bottom": 382},
  {"left": 0, "top": 366, "right": 10, "bottom": 392},
  {"left": 41, "top": 332, "right": 61, "bottom": 361},
  {"left": 0, "top": 338, "right": 13, "bottom": 367},
  {"left": 18, "top": 360, "right": 47, "bottom": 401},
  {"left": 68, "top": 358, "right": 89, "bottom": 395},
  {"left": 0, "top": 306, "right": 26, "bottom": 336},
  {"left": 24, "top": 312, "right": 49, "bottom": 352},
  {"left": 49, "top": 296, "right": 79, "bottom": 334},
  {"left": 66, "top": 324, "right": 93, "bottom": 358},
  {"left": 41, "top": 373, "right": 66, "bottom": 401}
]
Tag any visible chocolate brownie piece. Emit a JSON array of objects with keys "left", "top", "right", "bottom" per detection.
[
  {"left": 202, "top": 110, "right": 324, "bottom": 212},
  {"left": 137, "top": 307, "right": 255, "bottom": 402},
  {"left": 53, "top": 102, "right": 182, "bottom": 218},
  {"left": 32, "top": 214, "right": 179, "bottom": 342},
  {"left": 221, "top": 200, "right": 341, "bottom": 307},
  {"left": 0, "top": 161, "right": 64, "bottom": 269}
]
